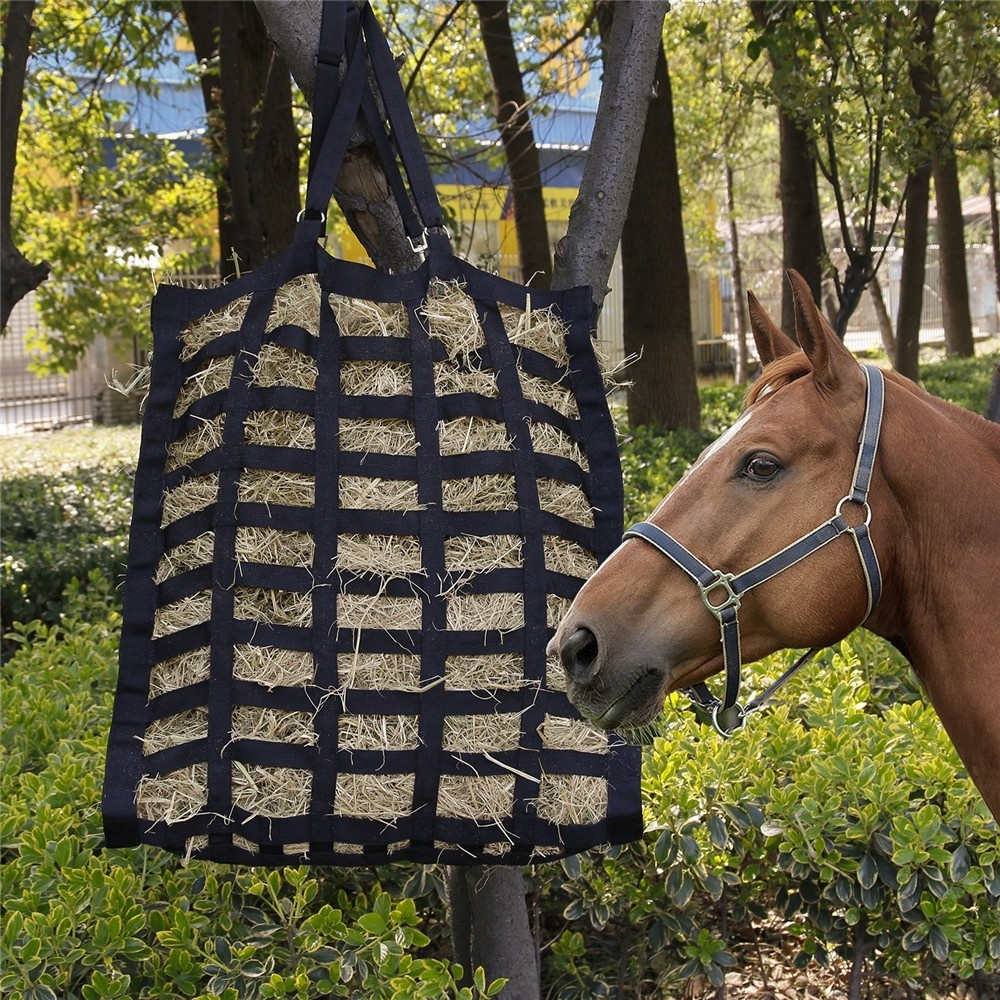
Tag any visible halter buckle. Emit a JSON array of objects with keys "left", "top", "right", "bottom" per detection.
[{"left": 699, "top": 572, "right": 741, "bottom": 617}]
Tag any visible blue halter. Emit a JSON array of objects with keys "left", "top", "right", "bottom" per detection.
[{"left": 623, "top": 364, "right": 886, "bottom": 736}]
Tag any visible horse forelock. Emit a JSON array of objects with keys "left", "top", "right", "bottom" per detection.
[{"left": 743, "top": 352, "right": 811, "bottom": 409}]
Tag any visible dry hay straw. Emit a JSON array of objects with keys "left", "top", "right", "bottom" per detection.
[
  {"left": 441, "top": 474, "right": 517, "bottom": 512},
  {"left": 500, "top": 301, "right": 570, "bottom": 367},
  {"left": 517, "top": 370, "right": 578, "bottom": 419},
  {"left": 233, "top": 644, "right": 315, "bottom": 689},
  {"left": 443, "top": 534, "right": 521, "bottom": 573},
  {"left": 340, "top": 360, "right": 412, "bottom": 396},
  {"left": 153, "top": 589, "right": 213, "bottom": 639},
  {"left": 542, "top": 536, "right": 597, "bottom": 579},
  {"left": 181, "top": 294, "right": 252, "bottom": 361},
  {"left": 339, "top": 418, "right": 416, "bottom": 456},
  {"left": 528, "top": 421, "right": 588, "bottom": 470},
  {"left": 434, "top": 361, "right": 499, "bottom": 398},
  {"left": 266, "top": 274, "right": 322, "bottom": 335},
  {"left": 546, "top": 594, "right": 572, "bottom": 630},
  {"left": 535, "top": 774, "right": 607, "bottom": 826},
  {"left": 331, "top": 294, "right": 409, "bottom": 338},
  {"left": 231, "top": 761, "right": 312, "bottom": 818},
  {"left": 442, "top": 713, "right": 521, "bottom": 752},
  {"left": 334, "top": 773, "right": 415, "bottom": 820},
  {"left": 250, "top": 343, "right": 318, "bottom": 390},
  {"left": 436, "top": 417, "right": 511, "bottom": 456},
  {"left": 231, "top": 705, "right": 316, "bottom": 746},
  {"left": 136, "top": 763, "right": 208, "bottom": 824},
  {"left": 174, "top": 356, "right": 234, "bottom": 417},
  {"left": 149, "top": 647, "right": 212, "bottom": 699},
  {"left": 446, "top": 591, "right": 523, "bottom": 633},
  {"left": 338, "top": 713, "right": 420, "bottom": 751},
  {"left": 234, "top": 587, "right": 312, "bottom": 628},
  {"left": 339, "top": 476, "right": 423, "bottom": 511},
  {"left": 420, "top": 279, "right": 485, "bottom": 358},
  {"left": 546, "top": 652, "right": 567, "bottom": 692},
  {"left": 244, "top": 410, "right": 316, "bottom": 450},
  {"left": 155, "top": 531, "right": 215, "bottom": 583},
  {"left": 235, "top": 526, "right": 314, "bottom": 569},
  {"left": 335, "top": 533, "right": 423, "bottom": 578},
  {"left": 337, "top": 652, "right": 422, "bottom": 691},
  {"left": 166, "top": 414, "right": 227, "bottom": 472},
  {"left": 537, "top": 478, "right": 594, "bottom": 528},
  {"left": 437, "top": 774, "right": 515, "bottom": 821},
  {"left": 162, "top": 473, "right": 219, "bottom": 527},
  {"left": 445, "top": 653, "right": 530, "bottom": 691},
  {"left": 238, "top": 469, "right": 316, "bottom": 507},
  {"left": 539, "top": 714, "right": 609, "bottom": 753},
  {"left": 337, "top": 593, "right": 422, "bottom": 631},
  {"left": 142, "top": 706, "right": 209, "bottom": 755}
]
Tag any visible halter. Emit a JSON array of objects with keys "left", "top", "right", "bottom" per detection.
[{"left": 623, "top": 364, "right": 886, "bottom": 736}]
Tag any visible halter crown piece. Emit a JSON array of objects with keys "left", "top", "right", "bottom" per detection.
[{"left": 623, "top": 364, "right": 886, "bottom": 736}]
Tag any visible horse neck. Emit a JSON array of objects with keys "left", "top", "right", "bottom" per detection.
[{"left": 870, "top": 376, "right": 1000, "bottom": 820}]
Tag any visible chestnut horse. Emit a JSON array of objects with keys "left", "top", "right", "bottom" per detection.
[{"left": 551, "top": 271, "right": 1000, "bottom": 821}]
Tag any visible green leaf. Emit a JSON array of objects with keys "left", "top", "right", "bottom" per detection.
[{"left": 949, "top": 844, "right": 971, "bottom": 882}]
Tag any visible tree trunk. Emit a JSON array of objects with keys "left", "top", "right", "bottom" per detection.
[
  {"left": 1, "top": 0, "right": 50, "bottom": 328},
  {"left": 987, "top": 157, "right": 1000, "bottom": 325},
  {"left": 474, "top": 1, "right": 552, "bottom": 289},
  {"left": 868, "top": 273, "right": 895, "bottom": 356},
  {"left": 727, "top": 160, "right": 750, "bottom": 383},
  {"left": 984, "top": 360, "right": 1000, "bottom": 424},
  {"left": 893, "top": 2, "right": 938, "bottom": 382},
  {"left": 933, "top": 148, "right": 974, "bottom": 356}
]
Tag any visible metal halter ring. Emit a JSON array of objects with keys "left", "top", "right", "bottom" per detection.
[
  {"left": 835, "top": 495, "right": 873, "bottom": 527},
  {"left": 699, "top": 572, "right": 741, "bottom": 617},
  {"left": 711, "top": 702, "right": 748, "bottom": 738}
]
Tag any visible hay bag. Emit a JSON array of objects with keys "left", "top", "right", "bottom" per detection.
[{"left": 103, "top": 0, "right": 641, "bottom": 866}]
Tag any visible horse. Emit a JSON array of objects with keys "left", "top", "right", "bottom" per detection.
[{"left": 550, "top": 270, "right": 1000, "bottom": 822}]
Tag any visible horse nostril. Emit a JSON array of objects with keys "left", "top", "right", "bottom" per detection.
[{"left": 560, "top": 627, "right": 601, "bottom": 684}]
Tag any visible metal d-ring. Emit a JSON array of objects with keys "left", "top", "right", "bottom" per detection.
[
  {"left": 835, "top": 495, "right": 873, "bottom": 527},
  {"left": 711, "top": 702, "right": 748, "bottom": 738},
  {"left": 699, "top": 571, "right": 741, "bottom": 618}
]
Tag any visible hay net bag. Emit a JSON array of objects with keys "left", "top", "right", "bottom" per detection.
[{"left": 103, "top": 0, "right": 641, "bottom": 866}]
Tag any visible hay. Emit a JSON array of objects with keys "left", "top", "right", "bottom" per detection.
[
  {"left": 152, "top": 590, "right": 214, "bottom": 639},
  {"left": 334, "top": 773, "right": 415, "bottom": 820},
  {"left": 142, "top": 707, "right": 209, "bottom": 754},
  {"left": 339, "top": 476, "right": 423, "bottom": 510},
  {"left": 542, "top": 536, "right": 598, "bottom": 579},
  {"left": 437, "top": 774, "right": 514, "bottom": 821},
  {"left": 546, "top": 594, "right": 572, "bottom": 630},
  {"left": 539, "top": 715, "right": 608, "bottom": 753},
  {"left": 233, "top": 644, "right": 315, "bottom": 689},
  {"left": 234, "top": 526, "right": 314, "bottom": 569},
  {"left": 155, "top": 531, "right": 215, "bottom": 583},
  {"left": 173, "top": 356, "right": 235, "bottom": 417},
  {"left": 231, "top": 705, "right": 316, "bottom": 746},
  {"left": 149, "top": 647, "right": 212, "bottom": 699},
  {"left": 534, "top": 774, "right": 607, "bottom": 826},
  {"left": 166, "top": 414, "right": 227, "bottom": 472},
  {"left": 233, "top": 587, "right": 313, "bottom": 628},
  {"left": 162, "top": 472, "right": 220, "bottom": 527},
  {"left": 441, "top": 474, "right": 518, "bottom": 512},
  {"left": 445, "top": 653, "right": 530, "bottom": 691},
  {"left": 136, "top": 763, "right": 208, "bottom": 824},
  {"left": 335, "top": 533, "right": 423, "bottom": 577},
  {"left": 436, "top": 416, "right": 511, "bottom": 456},
  {"left": 443, "top": 534, "right": 521, "bottom": 573},
  {"left": 284, "top": 842, "right": 310, "bottom": 857},
  {"left": 184, "top": 835, "right": 210, "bottom": 861},
  {"left": 420, "top": 279, "right": 485, "bottom": 358},
  {"left": 446, "top": 592, "right": 523, "bottom": 632},
  {"left": 340, "top": 360, "right": 412, "bottom": 396},
  {"left": 546, "top": 652, "right": 567, "bottom": 692},
  {"left": 517, "top": 370, "right": 578, "bottom": 419},
  {"left": 339, "top": 418, "right": 416, "bottom": 456},
  {"left": 231, "top": 762, "right": 312, "bottom": 818},
  {"left": 244, "top": 410, "right": 316, "bottom": 450},
  {"left": 537, "top": 479, "right": 594, "bottom": 528},
  {"left": 337, "top": 593, "right": 422, "bottom": 630},
  {"left": 331, "top": 294, "right": 409, "bottom": 338},
  {"left": 249, "top": 343, "right": 318, "bottom": 390},
  {"left": 442, "top": 713, "right": 521, "bottom": 752},
  {"left": 266, "top": 274, "right": 322, "bottom": 335},
  {"left": 434, "top": 361, "right": 499, "bottom": 398},
  {"left": 337, "top": 713, "right": 420, "bottom": 751},
  {"left": 337, "top": 652, "right": 422, "bottom": 691},
  {"left": 500, "top": 301, "right": 570, "bottom": 367},
  {"left": 237, "top": 469, "right": 316, "bottom": 507},
  {"left": 181, "top": 294, "right": 252, "bottom": 361},
  {"left": 528, "top": 421, "right": 588, "bottom": 470}
]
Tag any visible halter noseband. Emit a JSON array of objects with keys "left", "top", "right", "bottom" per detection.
[{"left": 623, "top": 364, "right": 886, "bottom": 736}]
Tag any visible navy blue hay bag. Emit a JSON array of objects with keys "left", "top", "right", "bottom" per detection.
[{"left": 102, "top": 0, "right": 641, "bottom": 866}]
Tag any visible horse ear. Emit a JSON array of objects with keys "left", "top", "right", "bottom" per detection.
[
  {"left": 747, "top": 289, "right": 797, "bottom": 365},
  {"left": 787, "top": 269, "right": 861, "bottom": 393}
]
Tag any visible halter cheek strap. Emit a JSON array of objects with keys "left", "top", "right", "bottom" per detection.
[{"left": 623, "top": 364, "right": 886, "bottom": 736}]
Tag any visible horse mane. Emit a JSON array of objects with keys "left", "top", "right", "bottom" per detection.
[{"left": 743, "top": 352, "right": 811, "bottom": 408}]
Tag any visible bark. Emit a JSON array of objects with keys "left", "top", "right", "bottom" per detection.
[
  {"left": 988, "top": 158, "right": 1000, "bottom": 324},
  {"left": 868, "top": 272, "right": 895, "bottom": 356},
  {"left": 933, "top": 153, "right": 974, "bottom": 358},
  {"left": 1, "top": 0, "right": 50, "bottom": 328},
  {"left": 474, "top": 1, "right": 552, "bottom": 288},
  {"left": 985, "top": 360, "right": 1000, "bottom": 424},
  {"left": 893, "top": 2, "right": 938, "bottom": 382},
  {"left": 726, "top": 160, "right": 750, "bottom": 383}
]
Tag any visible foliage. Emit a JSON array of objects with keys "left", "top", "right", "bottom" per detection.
[{"left": 920, "top": 348, "right": 999, "bottom": 417}]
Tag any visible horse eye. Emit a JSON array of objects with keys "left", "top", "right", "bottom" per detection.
[{"left": 744, "top": 455, "right": 781, "bottom": 481}]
